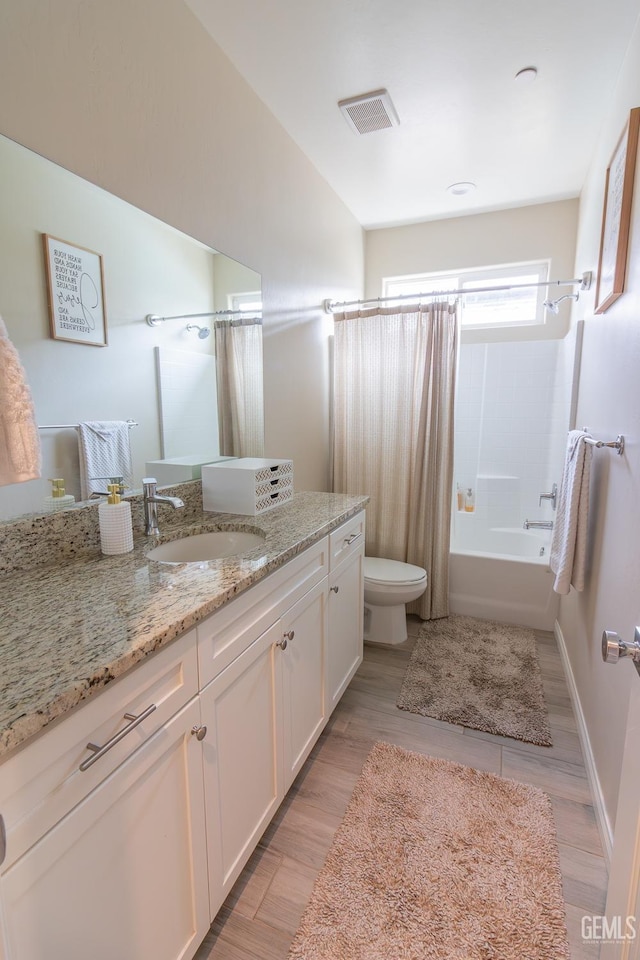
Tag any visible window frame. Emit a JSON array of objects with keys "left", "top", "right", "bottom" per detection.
[{"left": 382, "top": 260, "right": 550, "bottom": 330}]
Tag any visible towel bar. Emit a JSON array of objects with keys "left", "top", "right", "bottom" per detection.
[{"left": 582, "top": 432, "right": 625, "bottom": 456}]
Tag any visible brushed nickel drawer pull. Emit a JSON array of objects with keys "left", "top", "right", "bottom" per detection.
[
  {"left": 276, "top": 637, "right": 288, "bottom": 650},
  {"left": 343, "top": 532, "right": 361, "bottom": 545},
  {"left": 191, "top": 724, "right": 207, "bottom": 741},
  {"left": 79, "top": 703, "right": 157, "bottom": 772},
  {"left": 0, "top": 813, "right": 6, "bottom": 867},
  {"left": 330, "top": 585, "right": 339, "bottom": 594}
]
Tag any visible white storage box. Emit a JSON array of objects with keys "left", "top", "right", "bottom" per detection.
[{"left": 202, "top": 458, "right": 294, "bottom": 515}]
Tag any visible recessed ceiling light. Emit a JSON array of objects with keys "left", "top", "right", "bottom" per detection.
[
  {"left": 447, "top": 181, "right": 476, "bottom": 197},
  {"left": 515, "top": 66, "right": 538, "bottom": 84}
]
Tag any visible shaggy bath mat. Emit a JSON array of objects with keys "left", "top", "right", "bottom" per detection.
[
  {"left": 397, "top": 614, "right": 552, "bottom": 746},
  {"left": 288, "top": 742, "right": 569, "bottom": 960}
]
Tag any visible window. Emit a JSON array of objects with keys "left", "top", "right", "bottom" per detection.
[
  {"left": 382, "top": 261, "right": 550, "bottom": 329},
  {"left": 228, "top": 291, "right": 262, "bottom": 314}
]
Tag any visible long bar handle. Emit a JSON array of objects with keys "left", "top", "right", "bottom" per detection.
[
  {"left": 344, "top": 532, "right": 362, "bottom": 545},
  {"left": 79, "top": 703, "right": 157, "bottom": 772}
]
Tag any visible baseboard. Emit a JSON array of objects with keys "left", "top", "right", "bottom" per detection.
[{"left": 554, "top": 619, "right": 613, "bottom": 864}]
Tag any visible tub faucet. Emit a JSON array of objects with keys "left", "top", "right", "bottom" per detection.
[
  {"left": 523, "top": 519, "right": 554, "bottom": 531},
  {"left": 142, "top": 478, "right": 185, "bottom": 536}
]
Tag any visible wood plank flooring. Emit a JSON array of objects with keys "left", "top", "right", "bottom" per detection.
[{"left": 195, "top": 617, "right": 607, "bottom": 960}]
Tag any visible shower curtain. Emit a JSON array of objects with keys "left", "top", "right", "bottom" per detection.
[
  {"left": 333, "top": 302, "right": 458, "bottom": 620},
  {"left": 215, "top": 320, "right": 264, "bottom": 458}
]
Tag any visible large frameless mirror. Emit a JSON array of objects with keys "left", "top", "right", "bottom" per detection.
[{"left": 0, "top": 134, "right": 263, "bottom": 520}]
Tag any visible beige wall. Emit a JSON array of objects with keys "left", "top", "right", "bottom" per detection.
[
  {"left": 558, "top": 16, "right": 640, "bottom": 847},
  {"left": 365, "top": 200, "right": 579, "bottom": 342},
  {"left": 0, "top": 0, "right": 364, "bottom": 493}
]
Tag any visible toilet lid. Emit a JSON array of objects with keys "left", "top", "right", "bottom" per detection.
[{"left": 364, "top": 557, "right": 427, "bottom": 585}]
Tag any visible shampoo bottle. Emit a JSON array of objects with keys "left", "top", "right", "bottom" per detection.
[
  {"left": 98, "top": 484, "right": 134, "bottom": 555},
  {"left": 456, "top": 483, "right": 464, "bottom": 511},
  {"left": 44, "top": 478, "right": 75, "bottom": 511},
  {"left": 464, "top": 487, "right": 475, "bottom": 513}
]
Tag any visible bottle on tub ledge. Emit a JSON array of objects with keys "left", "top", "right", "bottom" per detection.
[
  {"left": 456, "top": 483, "right": 464, "bottom": 511},
  {"left": 464, "top": 487, "right": 475, "bottom": 513}
]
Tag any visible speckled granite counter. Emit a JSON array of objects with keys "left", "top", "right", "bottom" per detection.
[{"left": 0, "top": 491, "right": 368, "bottom": 759}]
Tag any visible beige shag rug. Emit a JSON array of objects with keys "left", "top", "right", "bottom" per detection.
[
  {"left": 288, "top": 742, "right": 569, "bottom": 960},
  {"left": 397, "top": 615, "right": 552, "bottom": 746}
]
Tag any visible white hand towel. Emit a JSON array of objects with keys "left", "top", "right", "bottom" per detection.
[
  {"left": 0, "top": 317, "right": 41, "bottom": 486},
  {"left": 77, "top": 421, "right": 134, "bottom": 500},
  {"left": 550, "top": 430, "right": 592, "bottom": 595}
]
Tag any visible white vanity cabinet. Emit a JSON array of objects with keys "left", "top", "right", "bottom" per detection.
[
  {"left": 0, "top": 508, "right": 366, "bottom": 959},
  {"left": 326, "top": 511, "right": 365, "bottom": 715},
  {"left": 0, "top": 631, "right": 209, "bottom": 960},
  {"left": 197, "top": 535, "right": 329, "bottom": 918}
]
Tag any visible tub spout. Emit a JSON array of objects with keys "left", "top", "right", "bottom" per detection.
[{"left": 523, "top": 519, "right": 554, "bottom": 530}]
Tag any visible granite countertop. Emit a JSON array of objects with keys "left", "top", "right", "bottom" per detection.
[{"left": 0, "top": 491, "right": 368, "bottom": 759}]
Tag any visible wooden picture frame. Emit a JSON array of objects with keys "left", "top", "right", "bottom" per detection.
[
  {"left": 43, "top": 234, "right": 108, "bottom": 346},
  {"left": 594, "top": 107, "right": 640, "bottom": 314}
]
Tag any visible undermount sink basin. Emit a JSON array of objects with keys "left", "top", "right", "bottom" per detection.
[{"left": 146, "top": 529, "right": 266, "bottom": 564}]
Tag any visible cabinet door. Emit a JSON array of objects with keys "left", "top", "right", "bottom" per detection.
[
  {"left": 200, "top": 621, "right": 283, "bottom": 920},
  {"left": 327, "top": 545, "right": 364, "bottom": 715},
  {"left": 279, "top": 578, "right": 328, "bottom": 790},
  {"left": 0, "top": 699, "right": 208, "bottom": 960}
]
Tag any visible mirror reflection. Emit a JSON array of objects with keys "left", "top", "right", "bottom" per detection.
[{"left": 0, "top": 134, "right": 263, "bottom": 520}]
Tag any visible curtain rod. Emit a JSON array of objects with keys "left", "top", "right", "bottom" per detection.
[
  {"left": 323, "top": 272, "right": 592, "bottom": 314},
  {"left": 146, "top": 309, "right": 262, "bottom": 326}
]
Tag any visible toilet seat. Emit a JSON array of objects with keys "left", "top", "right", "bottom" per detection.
[{"left": 364, "top": 557, "right": 426, "bottom": 586}]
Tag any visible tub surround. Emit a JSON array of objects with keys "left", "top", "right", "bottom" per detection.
[{"left": 0, "top": 489, "right": 368, "bottom": 758}]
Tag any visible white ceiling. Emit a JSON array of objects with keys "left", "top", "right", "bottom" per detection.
[{"left": 184, "top": 0, "right": 640, "bottom": 229}]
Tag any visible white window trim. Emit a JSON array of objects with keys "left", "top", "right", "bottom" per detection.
[{"left": 382, "top": 260, "right": 550, "bottom": 330}]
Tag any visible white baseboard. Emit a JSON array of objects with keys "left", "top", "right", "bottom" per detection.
[{"left": 554, "top": 618, "right": 614, "bottom": 864}]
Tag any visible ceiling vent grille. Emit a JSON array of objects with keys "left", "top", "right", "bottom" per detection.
[{"left": 338, "top": 89, "right": 399, "bottom": 135}]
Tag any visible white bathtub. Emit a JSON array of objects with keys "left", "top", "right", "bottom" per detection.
[{"left": 449, "top": 525, "right": 559, "bottom": 630}]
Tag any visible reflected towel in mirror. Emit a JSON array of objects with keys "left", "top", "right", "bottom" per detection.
[{"left": 78, "top": 421, "right": 134, "bottom": 500}]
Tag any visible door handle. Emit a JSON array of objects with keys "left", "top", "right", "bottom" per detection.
[{"left": 602, "top": 627, "right": 640, "bottom": 665}]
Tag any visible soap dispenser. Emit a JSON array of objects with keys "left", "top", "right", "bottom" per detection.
[
  {"left": 44, "top": 478, "right": 75, "bottom": 511},
  {"left": 464, "top": 487, "right": 475, "bottom": 513},
  {"left": 98, "top": 483, "right": 134, "bottom": 555}
]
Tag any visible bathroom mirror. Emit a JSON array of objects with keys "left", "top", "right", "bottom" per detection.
[{"left": 0, "top": 134, "right": 263, "bottom": 520}]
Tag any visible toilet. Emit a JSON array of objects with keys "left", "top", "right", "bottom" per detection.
[{"left": 363, "top": 557, "right": 428, "bottom": 646}]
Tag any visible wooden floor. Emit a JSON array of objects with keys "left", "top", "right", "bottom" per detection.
[{"left": 195, "top": 617, "right": 607, "bottom": 960}]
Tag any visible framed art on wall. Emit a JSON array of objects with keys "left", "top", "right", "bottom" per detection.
[
  {"left": 43, "top": 234, "right": 108, "bottom": 345},
  {"left": 594, "top": 107, "right": 640, "bottom": 314}
]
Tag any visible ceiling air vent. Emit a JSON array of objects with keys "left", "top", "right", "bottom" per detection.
[{"left": 338, "top": 89, "right": 399, "bottom": 135}]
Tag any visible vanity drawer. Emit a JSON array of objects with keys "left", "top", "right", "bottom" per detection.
[
  {"left": 197, "top": 535, "right": 328, "bottom": 688},
  {"left": 0, "top": 629, "right": 198, "bottom": 872},
  {"left": 329, "top": 511, "right": 365, "bottom": 570}
]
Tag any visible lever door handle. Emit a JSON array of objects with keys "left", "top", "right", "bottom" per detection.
[{"left": 602, "top": 627, "right": 640, "bottom": 664}]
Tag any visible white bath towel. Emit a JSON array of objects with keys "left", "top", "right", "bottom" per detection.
[
  {"left": 550, "top": 430, "right": 592, "bottom": 595},
  {"left": 77, "top": 421, "right": 134, "bottom": 500},
  {"left": 0, "top": 317, "right": 41, "bottom": 486}
]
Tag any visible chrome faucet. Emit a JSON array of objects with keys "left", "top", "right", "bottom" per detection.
[
  {"left": 523, "top": 519, "right": 554, "bottom": 531},
  {"left": 142, "top": 478, "right": 185, "bottom": 536}
]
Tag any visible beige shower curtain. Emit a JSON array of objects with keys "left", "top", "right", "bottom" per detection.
[
  {"left": 333, "top": 302, "right": 458, "bottom": 619},
  {"left": 215, "top": 320, "right": 264, "bottom": 457}
]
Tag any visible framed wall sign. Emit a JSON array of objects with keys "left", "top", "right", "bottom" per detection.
[
  {"left": 43, "top": 234, "right": 108, "bottom": 345},
  {"left": 594, "top": 107, "right": 640, "bottom": 314}
]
